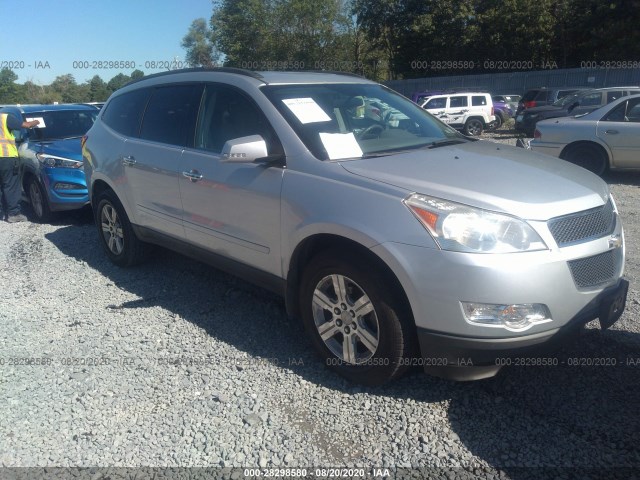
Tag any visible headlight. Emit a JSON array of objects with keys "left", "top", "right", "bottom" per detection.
[
  {"left": 36, "top": 153, "right": 83, "bottom": 169},
  {"left": 404, "top": 194, "right": 547, "bottom": 253}
]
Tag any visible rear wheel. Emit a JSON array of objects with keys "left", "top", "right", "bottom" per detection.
[
  {"left": 95, "top": 189, "right": 147, "bottom": 266},
  {"left": 27, "top": 177, "right": 51, "bottom": 222},
  {"left": 562, "top": 143, "right": 608, "bottom": 176},
  {"left": 299, "top": 251, "right": 415, "bottom": 386},
  {"left": 463, "top": 118, "right": 484, "bottom": 136}
]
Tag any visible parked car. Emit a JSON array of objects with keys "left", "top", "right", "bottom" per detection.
[
  {"left": 421, "top": 92, "right": 495, "bottom": 135},
  {"left": 492, "top": 94, "right": 521, "bottom": 113},
  {"left": 490, "top": 99, "right": 514, "bottom": 129},
  {"left": 516, "top": 87, "right": 590, "bottom": 117},
  {"left": 0, "top": 104, "right": 98, "bottom": 221},
  {"left": 516, "top": 87, "right": 640, "bottom": 136},
  {"left": 529, "top": 94, "right": 640, "bottom": 176},
  {"left": 83, "top": 69, "right": 627, "bottom": 385}
]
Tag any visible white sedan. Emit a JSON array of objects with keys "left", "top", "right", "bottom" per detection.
[{"left": 529, "top": 94, "right": 640, "bottom": 175}]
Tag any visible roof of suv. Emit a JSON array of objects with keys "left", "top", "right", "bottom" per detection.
[{"left": 124, "top": 68, "right": 375, "bottom": 88}]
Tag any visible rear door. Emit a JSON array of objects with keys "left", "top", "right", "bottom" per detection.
[
  {"left": 597, "top": 96, "right": 640, "bottom": 167},
  {"left": 443, "top": 95, "right": 469, "bottom": 126},
  {"left": 119, "top": 84, "right": 203, "bottom": 238}
]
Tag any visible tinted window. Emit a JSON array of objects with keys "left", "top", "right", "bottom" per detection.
[
  {"left": 522, "top": 90, "right": 540, "bottom": 102},
  {"left": 450, "top": 96, "right": 468, "bottom": 108},
  {"left": 140, "top": 84, "right": 204, "bottom": 147},
  {"left": 424, "top": 98, "right": 446, "bottom": 109},
  {"left": 607, "top": 91, "right": 624, "bottom": 103},
  {"left": 471, "top": 96, "right": 488, "bottom": 106},
  {"left": 579, "top": 93, "right": 602, "bottom": 107},
  {"left": 534, "top": 90, "right": 549, "bottom": 101},
  {"left": 101, "top": 89, "right": 150, "bottom": 137},
  {"left": 195, "top": 84, "right": 281, "bottom": 154}
]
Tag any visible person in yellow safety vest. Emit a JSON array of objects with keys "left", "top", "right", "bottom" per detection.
[{"left": 0, "top": 113, "right": 40, "bottom": 223}]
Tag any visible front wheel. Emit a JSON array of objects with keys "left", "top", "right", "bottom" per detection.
[
  {"left": 492, "top": 113, "right": 503, "bottom": 130},
  {"left": 27, "top": 177, "right": 51, "bottom": 222},
  {"left": 463, "top": 118, "right": 484, "bottom": 136},
  {"left": 95, "top": 190, "right": 147, "bottom": 266},
  {"left": 299, "top": 251, "right": 415, "bottom": 386}
]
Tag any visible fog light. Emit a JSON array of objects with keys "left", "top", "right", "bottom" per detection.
[
  {"left": 54, "top": 182, "right": 83, "bottom": 190},
  {"left": 461, "top": 302, "right": 551, "bottom": 332}
]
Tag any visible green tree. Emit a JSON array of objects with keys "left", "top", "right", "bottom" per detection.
[
  {"left": 50, "top": 74, "right": 87, "bottom": 103},
  {"left": 210, "top": 0, "right": 354, "bottom": 71},
  {"left": 182, "top": 18, "right": 218, "bottom": 67},
  {"left": 130, "top": 69, "right": 145, "bottom": 80},
  {"left": 87, "top": 75, "right": 110, "bottom": 102},
  {"left": 0, "top": 68, "right": 25, "bottom": 104},
  {"left": 107, "top": 73, "right": 131, "bottom": 93}
]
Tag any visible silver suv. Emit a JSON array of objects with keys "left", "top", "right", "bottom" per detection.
[{"left": 83, "top": 69, "right": 628, "bottom": 385}]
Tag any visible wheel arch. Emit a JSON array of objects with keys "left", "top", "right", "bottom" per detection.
[
  {"left": 559, "top": 140, "right": 612, "bottom": 168},
  {"left": 285, "top": 233, "right": 414, "bottom": 329}
]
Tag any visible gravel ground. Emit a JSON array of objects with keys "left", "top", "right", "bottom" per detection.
[{"left": 1, "top": 131, "right": 639, "bottom": 479}]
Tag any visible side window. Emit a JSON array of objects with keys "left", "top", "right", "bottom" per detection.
[
  {"left": 471, "top": 96, "right": 488, "bottom": 106},
  {"left": 449, "top": 96, "right": 468, "bottom": 108},
  {"left": 424, "top": 98, "right": 446, "bottom": 109},
  {"left": 139, "top": 84, "right": 204, "bottom": 147},
  {"left": 579, "top": 93, "right": 602, "bottom": 107},
  {"left": 101, "top": 89, "right": 151, "bottom": 137},
  {"left": 603, "top": 98, "right": 640, "bottom": 122},
  {"left": 627, "top": 98, "right": 640, "bottom": 122},
  {"left": 195, "top": 84, "right": 282, "bottom": 154},
  {"left": 535, "top": 90, "right": 549, "bottom": 102},
  {"left": 606, "top": 91, "right": 624, "bottom": 103}
]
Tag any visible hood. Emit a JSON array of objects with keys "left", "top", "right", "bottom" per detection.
[
  {"left": 340, "top": 141, "right": 608, "bottom": 221},
  {"left": 31, "top": 137, "right": 82, "bottom": 161}
]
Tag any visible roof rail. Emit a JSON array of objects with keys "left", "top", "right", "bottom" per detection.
[{"left": 125, "top": 67, "right": 265, "bottom": 86}]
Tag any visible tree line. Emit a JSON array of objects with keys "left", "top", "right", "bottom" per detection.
[
  {"left": 0, "top": 69, "right": 144, "bottom": 105},
  {"left": 184, "top": 0, "right": 640, "bottom": 81}
]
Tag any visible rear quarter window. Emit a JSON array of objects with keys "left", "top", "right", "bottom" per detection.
[
  {"left": 471, "top": 96, "right": 488, "bottom": 106},
  {"left": 101, "top": 89, "right": 151, "bottom": 137}
]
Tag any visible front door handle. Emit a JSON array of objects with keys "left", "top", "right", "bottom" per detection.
[
  {"left": 121, "top": 155, "right": 136, "bottom": 166},
  {"left": 605, "top": 130, "right": 619, "bottom": 134},
  {"left": 182, "top": 169, "right": 203, "bottom": 182}
]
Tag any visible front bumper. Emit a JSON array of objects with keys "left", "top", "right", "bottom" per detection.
[
  {"left": 41, "top": 167, "right": 89, "bottom": 211},
  {"left": 415, "top": 278, "right": 628, "bottom": 380}
]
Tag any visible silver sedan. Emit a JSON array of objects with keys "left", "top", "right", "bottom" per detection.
[{"left": 530, "top": 94, "right": 640, "bottom": 175}]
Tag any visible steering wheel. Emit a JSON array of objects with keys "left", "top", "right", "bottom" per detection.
[{"left": 356, "top": 124, "right": 385, "bottom": 140}]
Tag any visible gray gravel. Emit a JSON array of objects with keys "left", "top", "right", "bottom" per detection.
[{"left": 1, "top": 134, "right": 640, "bottom": 479}]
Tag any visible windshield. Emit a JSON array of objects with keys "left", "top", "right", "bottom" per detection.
[
  {"left": 262, "top": 83, "right": 467, "bottom": 160},
  {"left": 27, "top": 109, "right": 98, "bottom": 141},
  {"left": 553, "top": 93, "right": 581, "bottom": 107}
]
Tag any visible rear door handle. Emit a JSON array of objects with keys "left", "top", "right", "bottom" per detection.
[
  {"left": 182, "top": 169, "right": 203, "bottom": 182},
  {"left": 605, "top": 130, "right": 619, "bottom": 134},
  {"left": 121, "top": 155, "right": 136, "bottom": 166}
]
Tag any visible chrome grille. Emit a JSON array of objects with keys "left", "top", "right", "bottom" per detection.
[
  {"left": 568, "top": 249, "right": 621, "bottom": 289},
  {"left": 548, "top": 200, "right": 615, "bottom": 246}
]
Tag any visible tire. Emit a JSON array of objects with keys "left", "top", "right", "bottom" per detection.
[
  {"left": 493, "top": 113, "right": 503, "bottom": 130},
  {"left": 95, "top": 189, "right": 147, "bottom": 266},
  {"left": 299, "top": 250, "right": 416, "bottom": 386},
  {"left": 463, "top": 118, "right": 484, "bottom": 136},
  {"left": 562, "top": 143, "right": 608, "bottom": 176},
  {"left": 26, "top": 177, "right": 51, "bottom": 222}
]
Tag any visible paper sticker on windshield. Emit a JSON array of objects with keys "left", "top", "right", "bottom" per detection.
[
  {"left": 282, "top": 98, "right": 331, "bottom": 124},
  {"left": 26, "top": 117, "right": 46, "bottom": 128},
  {"left": 319, "top": 132, "right": 363, "bottom": 160}
]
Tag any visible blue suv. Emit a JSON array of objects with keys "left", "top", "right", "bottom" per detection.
[{"left": 0, "top": 104, "right": 98, "bottom": 221}]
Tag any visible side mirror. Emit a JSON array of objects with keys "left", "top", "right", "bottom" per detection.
[{"left": 221, "top": 135, "right": 269, "bottom": 163}]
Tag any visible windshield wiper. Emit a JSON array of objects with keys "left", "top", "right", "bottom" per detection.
[{"left": 428, "top": 138, "right": 469, "bottom": 149}]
